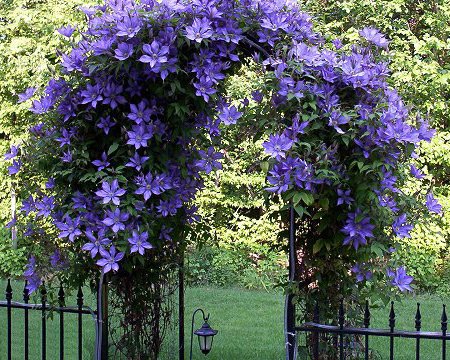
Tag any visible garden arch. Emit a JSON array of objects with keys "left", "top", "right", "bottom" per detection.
[{"left": 8, "top": 0, "right": 437, "bottom": 359}]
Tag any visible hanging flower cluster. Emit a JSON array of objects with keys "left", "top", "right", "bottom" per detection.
[{"left": 6, "top": 0, "right": 440, "bottom": 294}]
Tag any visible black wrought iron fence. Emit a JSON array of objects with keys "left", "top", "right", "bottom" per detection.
[
  {"left": 0, "top": 279, "right": 108, "bottom": 360},
  {"left": 296, "top": 300, "right": 449, "bottom": 360}
]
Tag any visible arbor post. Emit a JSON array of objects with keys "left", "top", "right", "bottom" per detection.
[
  {"left": 179, "top": 254, "right": 185, "bottom": 360},
  {"left": 96, "top": 275, "right": 109, "bottom": 360},
  {"left": 285, "top": 206, "right": 297, "bottom": 360}
]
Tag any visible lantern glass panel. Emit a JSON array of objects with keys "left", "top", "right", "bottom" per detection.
[{"left": 198, "top": 335, "right": 213, "bottom": 354}]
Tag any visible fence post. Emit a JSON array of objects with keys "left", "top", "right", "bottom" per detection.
[
  {"left": 97, "top": 275, "right": 109, "bottom": 360},
  {"left": 441, "top": 304, "right": 447, "bottom": 360},
  {"left": 6, "top": 279, "right": 12, "bottom": 360},
  {"left": 179, "top": 253, "right": 185, "bottom": 360},
  {"left": 285, "top": 206, "right": 297, "bottom": 360}
]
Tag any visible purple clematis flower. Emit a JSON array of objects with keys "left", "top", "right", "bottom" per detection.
[
  {"left": 45, "top": 178, "right": 55, "bottom": 189},
  {"left": 328, "top": 111, "right": 350, "bottom": 134},
  {"left": 128, "top": 231, "right": 153, "bottom": 255},
  {"left": 116, "top": 15, "right": 141, "bottom": 38},
  {"left": 80, "top": 83, "right": 102, "bottom": 108},
  {"left": 156, "top": 197, "right": 182, "bottom": 217},
  {"left": 194, "top": 77, "right": 216, "bottom": 102},
  {"left": 128, "top": 101, "right": 151, "bottom": 124},
  {"left": 97, "top": 116, "right": 116, "bottom": 135},
  {"left": 410, "top": 165, "right": 425, "bottom": 180},
  {"left": 114, "top": 43, "right": 134, "bottom": 60},
  {"left": 139, "top": 40, "right": 170, "bottom": 68},
  {"left": 102, "top": 83, "right": 126, "bottom": 109},
  {"left": 426, "top": 192, "right": 442, "bottom": 215},
  {"left": 82, "top": 229, "right": 111, "bottom": 258},
  {"left": 96, "top": 246, "right": 125, "bottom": 273},
  {"left": 21, "top": 196, "right": 35, "bottom": 215},
  {"left": 351, "top": 263, "right": 372, "bottom": 283},
  {"left": 337, "top": 189, "right": 354, "bottom": 206},
  {"left": 262, "top": 134, "right": 293, "bottom": 160},
  {"left": 195, "top": 147, "right": 223, "bottom": 174},
  {"left": 50, "top": 250, "right": 66, "bottom": 269},
  {"left": 18, "top": 87, "right": 36, "bottom": 103},
  {"left": 126, "top": 153, "right": 149, "bottom": 171},
  {"left": 61, "top": 150, "right": 73, "bottom": 163},
  {"left": 92, "top": 152, "right": 110, "bottom": 171},
  {"left": 185, "top": 18, "right": 213, "bottom": 43},
  {"left": 127, "top": 124, "right": 154, "bottom": 149},
  {"left": 341, "top": 210, "right": 375, "bottom": 250},
  {"left": 388, "top": 267, "right": 413, "bottom": 292},
  {"left": 159, "top": 226, "right": 173, "bottom": 241},
  {"left": 135, "top": 173, "right": 160, "bottom": 201},
  {"left": 56, "top": 216, "right": 82, "bottom": 242},
  {"left": 218, "top": 105, "right": 243, "bottom": 125},
  {"left": 4, "top": 145, "right": 19, "bottom": 160},
  {"left": 58, "top": 25, "right": 75, "bottom": 37},
  {"left": 95, "top": 180, "right": 126, "bottom": 205},
  {"left": 392, "top": 214, "right": 413, "bottom": 238},
  {"left": 266, "top": 164, "right": 291, "bottom": 194},
  {"left": 102, "top": 208, "right": 129, "bottom": 233},
  {"left": 359, "top": 27, "right": 389, "bottom": 48},
  {"left": 8, "top": 160, "right": 21, "bottom": 175},
  {"left": 35, "top": 196, "right": 55, "bottom": 217}
]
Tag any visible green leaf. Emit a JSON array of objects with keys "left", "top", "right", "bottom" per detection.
[
  {"left": 313, "top": 240, "right": 323, "bottom": 254},
  {"left": 108, "top": 143, "right": 119, "bottom": 155},
  {"left": 299, "top": 192, "right": 314, "bottom": 206},
  {"left": 293, "top": 192, "right": 302, "bottom": 206},
  {"left": 294, "top": 205, "right": 305, "bottom": 218},
  {"left": 260, "top": 161, "right": 269, "bottom": 173}
]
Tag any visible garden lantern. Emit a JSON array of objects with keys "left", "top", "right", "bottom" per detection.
[{"left": 190, "top": 308, "right": 218, "bottom": 359}]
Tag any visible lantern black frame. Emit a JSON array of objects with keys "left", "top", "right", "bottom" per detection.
[{"left": 189, "top": 308, "right": 218, "bottom": 359}]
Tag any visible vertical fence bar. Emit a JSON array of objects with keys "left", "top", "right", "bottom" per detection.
[
  {"left": 59, "top": 285, "right": 65, "bottom": 360},
  {"left": 41, "top": 283, "right": 47, "bottom": 360},
  {"left": 313, "top": 302, "right": 319, "bottom": 360},
  {"left": 415, "top": 303, "right": 421, "bottom": 360},
  {"left": 442, "top": 305, "right": 447, "bottom": 360},
  {"left": 364, "top": 300, "right": 371, "bottom": 360},
  {"left": 77, "top": 286, "right": 84, "bottom": 360},
  {"left": 23, "top": 282, "right": 29, "bottom": 360},
  {"left": 339, "top": 299, "right": 344, "bottom": 360},
  {"left": 6, "top": 279, "right": 12, "bottom": 360},
  {"left": 389, "top": 301, "right": 395, "bottom": 360}
]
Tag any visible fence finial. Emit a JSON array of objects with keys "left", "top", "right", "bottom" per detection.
[
  {"left": 77, "top": 286, "right": 84, "bottom": 307},
  {"left": 441, "top": 305, "right": 448, "bottom": 333},
  {"left": 23, "top": 281, "right": 30, "bottom": 303},
  {"left": 6, "top": 279, "right": 12, "bottom": 300},
  {"left": 364, "top": 300, "right": 370, "bottom": 328},
  {"left": 415, "top": 303, "right": 421, "bottom": 331},
  {"left": 389, "top": 301, "right": 395, "bottom": 332},
  {"left": 58, "top": 285, "right": 65, "bottom": 307}
]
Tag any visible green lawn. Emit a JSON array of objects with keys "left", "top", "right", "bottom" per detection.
[{"left": 0, "top": 281, "right": 448, "bottom": 359}]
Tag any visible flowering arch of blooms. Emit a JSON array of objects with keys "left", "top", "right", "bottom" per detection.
[{"left": 5, "top": 0, "right": 441, "bottom": 350}]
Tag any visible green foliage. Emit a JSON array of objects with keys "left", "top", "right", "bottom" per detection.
[
  {"left": 0, "top": 228, "right": 27, "bottom": 277},
  {"left": 186, "top": 214, "right": 287, "bottom": 290},
  {"left": 0, "top": 0, "right": 98, "bottom": 223},
  {"left": 297, "top": 0, "right": 450, "bottom": 294},
  {"left": 191, "top": 61, "right": 286, "bottom": 289},
  {"left": 300, "top": 0, "right": 450, "bottom": 129},
  {"left": 395, "top": 193, "right": 450, "bottom": 291}
]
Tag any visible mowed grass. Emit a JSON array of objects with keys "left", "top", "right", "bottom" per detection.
[{"left": 0, "top": 280, "right": 447, "bottom": 359}]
